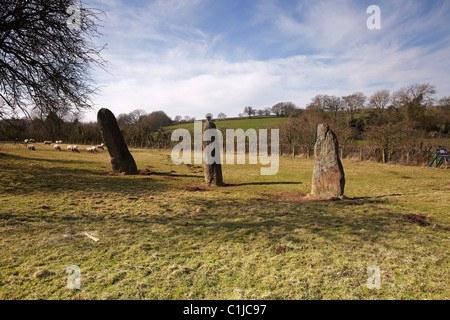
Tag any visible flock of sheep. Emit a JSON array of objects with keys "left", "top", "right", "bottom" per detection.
[{"left": 23, "top": 139, "right": 105, "bottom": 153}]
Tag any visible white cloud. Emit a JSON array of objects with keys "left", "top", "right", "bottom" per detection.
[{"left": 83, "top": 0, "right": 450, "bottom": 121}]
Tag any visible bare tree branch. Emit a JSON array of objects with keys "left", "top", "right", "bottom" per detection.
[{"left": 0, "top": 0, "right": 107, "bottom": 118}]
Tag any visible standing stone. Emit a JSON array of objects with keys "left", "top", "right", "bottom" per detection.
[
  {"left": 97, "top": 108, "right": 138, "bottom": 174},
  {"left": 310, "top": 123, "right": 345, "bottom": 199},
  {"left": 203, "top": 117, "right": 224, "bottom": 186}
]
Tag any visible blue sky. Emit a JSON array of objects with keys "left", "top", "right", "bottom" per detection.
[{"left": 83, "top": 0, "right": 450, "bottom": 121}]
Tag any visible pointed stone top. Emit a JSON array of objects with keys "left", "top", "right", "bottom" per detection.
[
  {"left": 97, "top": 108, "right": 138, "bottom": 174},
  {"left": 203, "top": 118, "right": 217, "bottom": 130},
  {"left": 317, "top": 123, "right": 330, "bottom": 136},
  {"left": 310, "top": 123, "right": 345, "bottom": 199}
]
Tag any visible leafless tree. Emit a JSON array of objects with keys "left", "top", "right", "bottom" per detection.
[
  {"left": 439, "top": 96, "right": 450, "bottom": 108},
  {"left": 391, "top": 83, "right": 435, "bottom": 110},
  {"left": 342, "top": 92, "right": 366, "bottom": 124},
  {"left": 0, "top": 0, "right": 106, "bottom": 119},
  {"left": 139, "top": 111, "right": 172, "bottom": 132},
  {"left": 324, "top": 95, "right": 343, "bottom": 122},
  {"left": 271, "top": 102, "right": 284, "bottom": 117},
  {"left": 271, "top": 102, "right": 297, "bottom": 117},
  {"left": 438, "top": 96, "right": 450, "bottom": 114},
  {"left": 391, "top": 83, "right": 436, "bottom": 125},
  {"left": 402, "top": 83, "right": 436, "bottom": 107},
  {"left": 364, "top": 123, "right": 403, "bottom": 163},
  {"left": 244, "top": 106, "right": 255, "bottom": 118},
  {"left": 369, "top": 90, "right": 390, "bottom": 110},
  {"left": 217, "top": 112, "right": 226, "bottom": 119},
  {"left": 368, "top": 90, "right": 391, "bottom": 123}
]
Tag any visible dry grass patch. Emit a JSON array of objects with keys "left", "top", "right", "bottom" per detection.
[{"left": 0, "top": 142, "right": 448, "bottom": 299}]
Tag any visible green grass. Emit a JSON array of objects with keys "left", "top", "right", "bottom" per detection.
[
  {"left": 0, "top": 142, "right": 448, "bottom": 299},
  {"left": 166, "top": 117, "right": 289, "bottom": 131}
]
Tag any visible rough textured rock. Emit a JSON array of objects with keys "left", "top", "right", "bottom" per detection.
[
  {"left": 203, "top": 119, "right": 224, "bottom": 186},
  {"left": 310, "top": 123, "right": 345, "bottom": 199},
  {"left": 97, "top": 108, "right": 138, "bottom": 174}
]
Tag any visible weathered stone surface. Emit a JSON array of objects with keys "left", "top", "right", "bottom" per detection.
[
  {"left": 310, "top": 123, "right": 345, "bottom": 199},
  {"left": 97, "top": 108, "right": 138, "bottom": 174},
  {"left": 203, "top": 119, "right": 224, "bottom": 186}
]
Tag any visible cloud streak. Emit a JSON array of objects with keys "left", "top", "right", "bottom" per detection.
[{"left": 84, "top": 0, "right": 450, "bottom": 121}]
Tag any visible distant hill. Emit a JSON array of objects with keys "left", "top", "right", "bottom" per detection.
[{"left": 165, "top": 116, "right": 289, "bottom": 131}]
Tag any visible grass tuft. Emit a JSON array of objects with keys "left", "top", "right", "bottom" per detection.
[{"left": 0, "top": 142, "right": 448, "bottom": 299}]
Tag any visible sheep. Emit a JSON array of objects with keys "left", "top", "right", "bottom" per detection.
[
  {"left": 67, "top": 145, "right": 79, "bottom": 152},
  {"left": 27, "top": 144, "right": 36, "bottom": 150},
  {"left": 86, "top": 146, "right": 98, "bottom": 153},
  {"left": 29, "top": 139, "right": 36, "bottom": 143},
  {"left": 54, "top": 144, "right": 61, "bottom": 151},
  {"left": 44, "top": 141, "right": 52, "bottom": 145},
  {"left": 56, "top": 140, "right": 63, "bottom": 144},
  {"left": 96, "top": 143, "right": 105, "bottom": 150},
  {"left": 67, "top": 145, "right": 80, "bottom": 152},
  {"left": 24, "top": 139, "right": 29, "bottom": 144}
]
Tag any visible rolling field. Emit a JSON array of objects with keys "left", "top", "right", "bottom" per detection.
[
  {"left": 166, "top": 117, "right": 289, "bottom": 131},
  {"left": 0, "top": 142, "right": 448, "bottom": 300}
]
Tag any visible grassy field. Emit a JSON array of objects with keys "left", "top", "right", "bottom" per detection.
[
  {"left": 166, "top": 116, "right": 288, "bottom": 131},
  {"left": 0, "top": 142, "right": 448, "bottom": 300}
]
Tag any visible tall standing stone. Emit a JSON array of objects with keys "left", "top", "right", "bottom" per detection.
[
  {"left": 203, "top": 117, "right": 224, "bottom": 186},
  {"left": 97, "top": 108, "right": 138, "bottom": 174},
  {"left": 310, "top": 123, "right": 345, "bottom": 199}
]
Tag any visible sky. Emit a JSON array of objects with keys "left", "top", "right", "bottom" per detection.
[{"left": 82, "top": 0, "right": 450, "bottom": 122}]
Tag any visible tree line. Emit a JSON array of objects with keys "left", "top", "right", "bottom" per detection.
[
  {"left": 276, "top": 83, "right": 449, "bottom": 165},
  {"left": 1, "top": 2, "right": 447, "bottom": 166},
  {"left": 0, "top": 109, "right": 175, "bottom": 149},
  {"left": 0, "top": 0, "right": 104, "bottom": 121},
  {"left": 1, "top": 82, "right": 448, "bottom": 166}
]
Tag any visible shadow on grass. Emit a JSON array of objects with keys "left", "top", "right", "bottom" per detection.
[
  {"left": 146, "top": 171, "right": 203, "bottom": 179},
  {"left": 231, "top": 181, "right": 302, "bottom": 186},
  {"left": 0, "top": 151, "right": 99, "bottom": 166},
  {"left": 1, "top": 189, "right": 447, "bottom": 255},
  {"left": 348, "top": 194, "right": 418, "bottom": 200},
  {"left": 1, "top": 152, "right": 446, "bottom": 247},
  {"left": 0, "top": 211, "right": 177, "bottom": 229},
  {"left": 0, "top": 153, "right": 171, "bottom": 197},
  {"left": 161, "top": 196, "right": 447, "bottom": 247}
]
